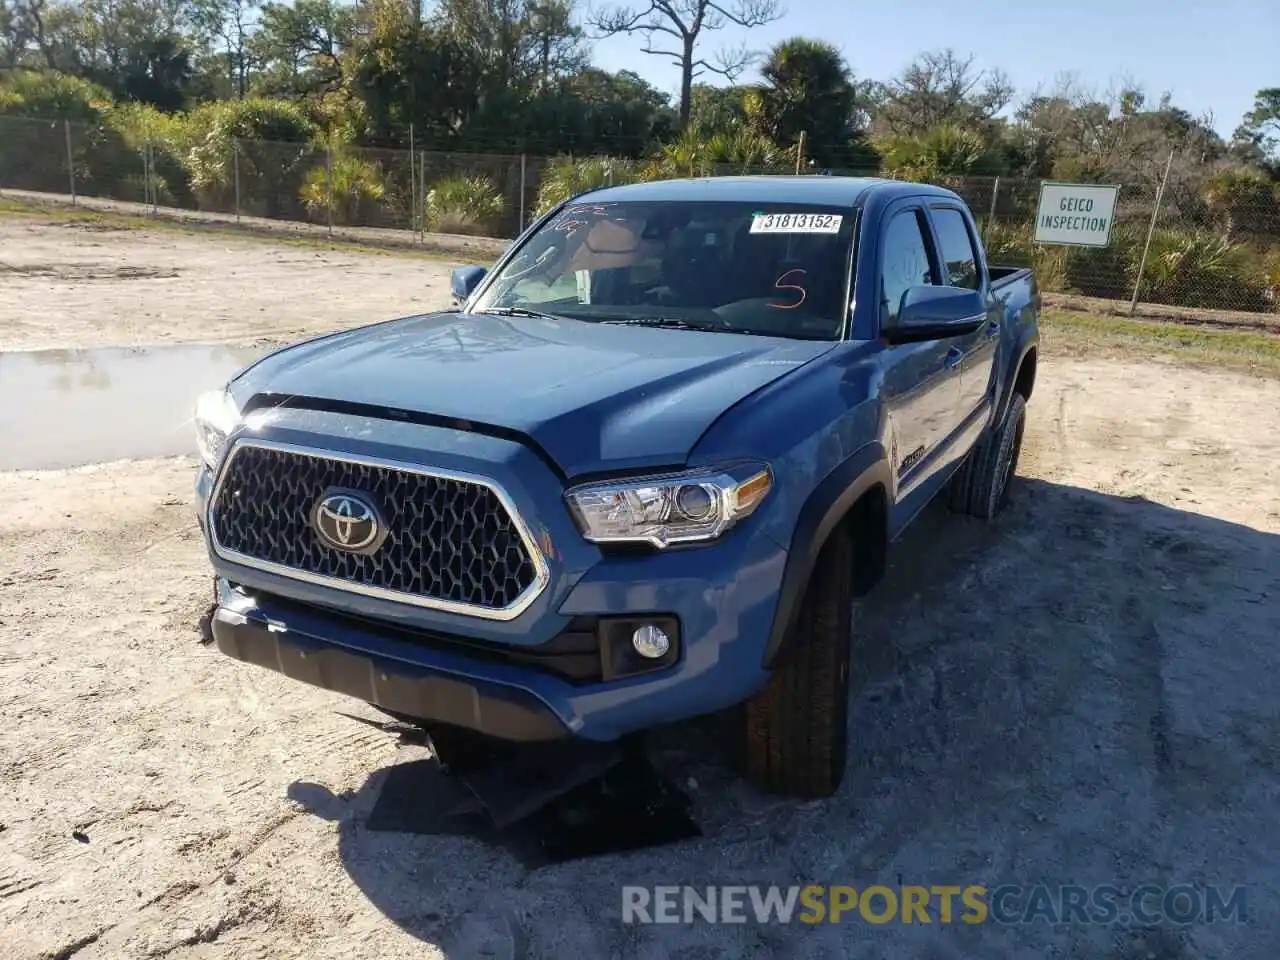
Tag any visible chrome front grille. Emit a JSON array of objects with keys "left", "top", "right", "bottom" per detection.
[{"left": 208, "top": 441, "right": 547, "bottom": 619}]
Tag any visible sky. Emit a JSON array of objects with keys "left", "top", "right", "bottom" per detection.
[{"left": 588, "top": 0, "right": 1278, "bottom": 137}]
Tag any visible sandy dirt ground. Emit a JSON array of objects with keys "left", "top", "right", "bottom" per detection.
[
  {"left": 2, "top": 219, "right": 1280, "bottom": 959},
  {"left": 0, "top": 217, "right": 459, "bottom": 352}
]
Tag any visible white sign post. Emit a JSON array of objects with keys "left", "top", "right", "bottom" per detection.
[{"left": 1033, "top": 182, "right": 1121, "bottom": 247}]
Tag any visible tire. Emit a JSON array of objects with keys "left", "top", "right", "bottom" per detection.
[
  {"left": 743, "top": 524, "right": 853, "bottom": 798},
  {"left": 947, "top": 392, "right": 1027, "bottom": 520}
]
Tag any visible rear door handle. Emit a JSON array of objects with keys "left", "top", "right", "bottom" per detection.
[{"left": 945, "top": 347, "right": 963, "bottom": 368}]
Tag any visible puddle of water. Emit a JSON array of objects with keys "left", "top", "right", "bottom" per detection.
[{"left": 0, "top": 344, "right": 267, "bottom": 471}]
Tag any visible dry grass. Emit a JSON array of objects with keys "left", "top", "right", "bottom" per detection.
[
  {"left": 1042, "top": 309, "right": 1280, "bottom": 377},
  {"left": 0, "top": 193, "right": 507, "bottom": 263}
]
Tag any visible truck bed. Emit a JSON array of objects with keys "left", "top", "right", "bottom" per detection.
[{"left": 990, "top": 265, "right": 1032, "bottom": 290}]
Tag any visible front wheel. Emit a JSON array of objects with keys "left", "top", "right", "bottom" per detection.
[
  {"left": 947, "top": 392, "right": 1027, "bottom": 520},
  {"left": 743, "top": 525, "right": 853, "bottom": 798}
]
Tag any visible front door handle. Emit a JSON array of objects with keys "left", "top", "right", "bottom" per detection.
[
  {"left": 987, "top": 321, "right": 1001, "bottom": 339},
  {"left": 945, "top": 346, "right": 963, "bottom": 368}
]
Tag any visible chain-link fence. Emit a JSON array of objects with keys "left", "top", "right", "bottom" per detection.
[{"left": 2, "top": 115, "right": 1278, "bottom": 316}]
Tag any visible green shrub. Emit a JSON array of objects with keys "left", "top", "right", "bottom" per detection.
[
  {"left": 702, "top": 127, "right": 784, "bottom": 171},
  {"left": 639, "top": 127, "right": 715, "bottom": 180},
  {"left": 101, "top": 102, "right": 196, "bottom": 207},
  {"left": 300, "top": 152, "right": 387, "bottom": 225},
  {"left": 1138, "top": 229, "right": 1270, "bottom": 311},
  {"left": 533, "top": 156, "right": 638, "bottom": 216},
  {"left": 1202, "top": 168, "right": 1280, "bottom": 242},
  {"left": 0, "top": 71, "right": 124, "bottom": 195},
  {"left": 632, "top": 124, "right": 779, "bottom": 181},
  {"left": 184, "top": 99, "right": 318, "bottom": 217},
  {"left": 980, "top": 221, "right": 1270, "bottom": 310},
  {"left": 875, "top": 125, "right": 993, "bottom": 181},
  {"left": 980, "top": 221, "right": 1032, "bottom": 264},
  {"left": 0, "top": 71, "right": 111, "bottom": 122},
  {"left": 425, "top": 175, "right": 505, "bottom": 235},
  {"left": 1062, "top": 228, "right": 1141, "bottom": 301}
]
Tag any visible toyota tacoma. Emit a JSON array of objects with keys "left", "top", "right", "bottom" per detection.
[{"left": 194, "top": 176, "right": 1039, "bottom": 798}]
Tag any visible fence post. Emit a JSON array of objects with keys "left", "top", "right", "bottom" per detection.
[
  {"left": 518, "top": 153, "right": 526, "bottom": 230},
  {"left": 795, "top": 131, "right": 806, "bottom": 175},
  {"left": 326, "top": 142, "right": 334, "bottom": 238},
  {"left": 409, "top": 123, "right": 417, "bottom": 239},
  {"left": 148, "top": 141, "right": 158, "bottom": 215},
  {"left": 150, "top": 142, "right": 158, "bottom": 211},
  {"left": 1129, "top": 149, "right": 1175, "bottom": 316},
  {"left": 984, "top": 176, "right": 1000, "bottom": 242},
  {"left": 64, "top": 120, "right": 76, "bottom": 206},
  {"left": 232, "top": 138, "right": 241, "bottom": 222},
  {"left": 419, "top": 150, "right": 426, "bottom": 242}
]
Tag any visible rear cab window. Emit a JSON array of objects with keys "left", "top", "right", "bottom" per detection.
[{"left": 929, "top": 207, "right": 982, "bottom": 289}]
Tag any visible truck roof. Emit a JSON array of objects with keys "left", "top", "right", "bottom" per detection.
[{"left": 577, "top": 175, "right": 965, "bottom": 208}]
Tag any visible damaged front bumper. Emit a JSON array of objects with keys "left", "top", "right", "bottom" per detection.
[{"left": 206, "top": 579, "right": 570, "bottom": 741}]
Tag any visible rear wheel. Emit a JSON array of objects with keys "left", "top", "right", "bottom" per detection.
[
  {"left": 743, "top": 525, "right": 853, "bottom": 798},
  {"left": 947, "top": 392, "right": 1027, "bottom": 520}
]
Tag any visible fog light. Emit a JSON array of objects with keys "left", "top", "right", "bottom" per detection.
[{"left": 632, "top": 624, "right": 671, "bottom": 659}]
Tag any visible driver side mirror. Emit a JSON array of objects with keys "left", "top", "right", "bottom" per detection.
[
  {"left": 883, "top": 285, "right": 986, "bottom": 344},
  {"left": 450, "top": 265, "right": 487, "bottom": 306}
]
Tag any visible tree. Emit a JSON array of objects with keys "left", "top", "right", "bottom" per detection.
[
  {"left": 348, "top": 0, "right": 482, "bottom": 143},
  {"left": 1234, "top": 88, "right": 1280, "bottom": 166},
  {"left": 454, "top": 66, "right": 675, "bottom": 154},
  {"left": 745, "top": 38, "right": 863, "bottom": 166},
  {"left": 251, "top": 0, "right": 354, "bottom": 96},
  {"left": 526, "top": 1, "right": 585, "bottom": 87},
  {"left": 871, "top": 48, "right": 1012, "bottom": 138},
  {"left": 189, "top": 0, "right": 260, "bottom": 99},
  {"left": 1, "top": 0, "right": 57, "bottom": 68},
  {"left": 117, "top": 32, "right": 192, "bottom": 109},
  {"left": 0, "top": 65, "right": 110, "bottom": 120},
  {"left": 8, "top": 0, "right": 195, "bottom": 108},
  {"left": 686, "top": 81, "right": 744, "bottom": 135},
  {"left": 588, "top": 0, "right": 781, "bottom": 128},
  {"left": 1007, "top": 78, "right": 1228, "bottom": 216},
  {"left": 437, "top": 0, "right": 586, "bottom": 99},
  {"left": 547, "top": 67, "right": 675, "bottom": 153}
]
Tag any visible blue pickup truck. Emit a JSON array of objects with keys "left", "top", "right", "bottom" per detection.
[{"left": 195, "top": 176, "right": 1039, "bottom": 798}]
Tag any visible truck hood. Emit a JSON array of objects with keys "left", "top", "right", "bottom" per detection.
[{"left": 231, "top": 311, "right": 834, "bottom": 477}]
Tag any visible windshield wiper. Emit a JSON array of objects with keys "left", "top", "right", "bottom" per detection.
[
  {"left": 602, "top": 316, "right": 772, "bottom": 337},
  {"left": 600, "top": 316, "right": 700, "bottom": 330},
  {"left": 475, "top": 306, "right": 567, "bottom": 321}
]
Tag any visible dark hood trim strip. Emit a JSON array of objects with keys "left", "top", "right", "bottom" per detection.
[{"left": 241, "top": 393, "right": 569, "bottom": 482}]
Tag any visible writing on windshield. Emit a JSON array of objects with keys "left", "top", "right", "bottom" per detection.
[{"left": 472, "top": 200, "right": 856, "bottom": 341}]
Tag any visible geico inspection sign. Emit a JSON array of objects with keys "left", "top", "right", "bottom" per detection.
[{"left": 1033, "top": 182, "right": 1121, "bottom": 247}]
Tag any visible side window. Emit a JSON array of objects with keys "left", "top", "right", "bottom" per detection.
[
  {"left": 880, "top": 210, "right": 936, "bottom": 324},
  {"left": 931, "top": 208, "right": 980, "bottom": 289}
]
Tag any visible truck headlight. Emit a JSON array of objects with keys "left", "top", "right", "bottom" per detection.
[
  {"left": 194, "top": 388, "right": 240, "bottom": 469},
  {"left": 565, "top": 463, "right": 772, "bottom": 548}
]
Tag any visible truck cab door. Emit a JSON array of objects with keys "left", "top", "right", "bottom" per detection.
[
  {"left": 875, "top": 202, "right": 963, "bottom": 498},
  {"left": 924, "top": 204, "right": 998, "bottom": 424}
]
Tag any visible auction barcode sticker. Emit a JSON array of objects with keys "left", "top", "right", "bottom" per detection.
[{"left": 750, "top": 212, "right": 843, "bottom": 234}]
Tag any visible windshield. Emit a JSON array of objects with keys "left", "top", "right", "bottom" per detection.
[{"left": 469, "top": 200, "right": 857, "bottom": 340}]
